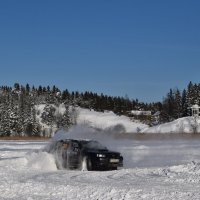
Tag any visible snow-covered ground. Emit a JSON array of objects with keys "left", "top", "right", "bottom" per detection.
[
  {"left": 1, "top": 136, "right": 200, "bottom": 199},
  {"left": 1, "top": 108, "right": 200, "bottom": 199}
]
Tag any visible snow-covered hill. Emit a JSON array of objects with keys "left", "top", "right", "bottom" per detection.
[
  {"left": 77, "top": 108, "right": 148, "bottom": 133},
  {"left": 35, "top": 105, "right": 149, "bottom": 135},
  {"left": 142, "top": 117, "right": 200, "bottom": 134},
  {"left": 35, "top": 104, "right": 200, "bottom": 135}
]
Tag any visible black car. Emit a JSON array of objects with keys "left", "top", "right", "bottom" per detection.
[{"left": 46, "top": 139, "right": 123, "bottom": 171}]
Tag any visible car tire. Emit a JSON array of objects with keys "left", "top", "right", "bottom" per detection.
[
  {"left": 87, "top": 157, "right": 93, "bottom": 171},
  {"left": 82, "top": 156, "right": 93, "bottom": 171}
]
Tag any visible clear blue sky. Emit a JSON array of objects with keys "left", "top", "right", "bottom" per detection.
[{"left": 0, "top": 0, "right": 200, "bottom": 103}]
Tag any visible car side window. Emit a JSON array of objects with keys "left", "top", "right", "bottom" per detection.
[
  {"left": 72, "top": 142, "right": 80, "bottom": 152},
  {"left": 62, "top": 142, "right": 69, "bottom": 150}
]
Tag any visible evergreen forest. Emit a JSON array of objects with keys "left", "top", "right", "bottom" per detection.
[{"left": 0, "top": 81, "right": 198, "bottom": 137}]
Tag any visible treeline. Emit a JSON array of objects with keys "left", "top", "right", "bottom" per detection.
[
  {"left": 161, "top": 81, "right": 200, "bottom": 122},
  {"left": 0, "top": 83, "right": 73, "bottom": 137},
  {"left": 75, "top": 80, "right": 200, "bottom": 124},
  {"left": 0, "top": 83, "right": 148, "bottom": 137},
  {"left": 0, "top": 81, "right": 198, "bottom": 137}
]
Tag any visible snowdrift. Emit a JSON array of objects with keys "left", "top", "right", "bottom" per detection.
[{"left": 142, "top": 117, "right": 200, "bottom": 134}]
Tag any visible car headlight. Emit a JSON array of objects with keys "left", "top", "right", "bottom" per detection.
[{"left": 96, "top": 154, "right": 106, "bottom": 158}]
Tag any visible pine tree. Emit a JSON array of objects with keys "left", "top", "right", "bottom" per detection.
[
  {"left": 174, "top": 89, "right": 182, "bottom": 118},
  {"left": 32, "top": 106, "right": 41, "bottom": 137},
  {"left": 161, "top": 89, "right": 176, "bottom": 122},
  {"left": 182, "top": 89, "right": 188, "bottom": 117},
  {"left": 56, "top": 104, "right": 72, "bottom": 129},
  {"left": 41, "top": 104, "right": 56, "bottom": 127},
  {"left": 0, "top": 99, "right": 11, "bottom": 136},
  {"left": 14, "top": 83, "right": 20, "bottom": 91},
  {"left": 26, "top": 83, "right": 30, "bottom": 95},
  {"left": 186, "top": 81, "right": 194, "bottom": 106}
]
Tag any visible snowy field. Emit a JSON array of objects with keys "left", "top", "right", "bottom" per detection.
[
  {"left": 1, "top": 107, "right": 200, "bottom": 199},
  {"left": 1, "top": 135, "right": 200, "bottom": 199}
]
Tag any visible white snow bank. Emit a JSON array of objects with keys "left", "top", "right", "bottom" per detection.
[
  {"left": 26, "top": 152, "right": 57, "bottom": 171},
  {"left": 1, "top": 152, "right": 57, "bottom": 171},
  {"left": 77, "top": 108, "right": 148, "bottom": 133},
  {"left": 169, "top": 161, "right": 200, "bottom": 174},
  {"left": 142, "top": 117, "right": 200, "bottom": 134},
  {"left": 154, "top": 161, "right": 200, "bottom": 184}
]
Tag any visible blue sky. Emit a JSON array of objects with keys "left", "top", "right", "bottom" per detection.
[{"left": 0, "top": 0, "right": 200, "bottom": 103}]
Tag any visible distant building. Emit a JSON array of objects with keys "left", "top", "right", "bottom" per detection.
[
  {"left": 152, "top": 111, "right": 160, "bottom": 125},
  {"left": 130, "top": 110, "right": 152, "bottom": 116},
  {"left": 128, "top": 110, "right": 152, "bottom": 124},
  {"left": 128, "top": 110, "right": 160, "bottom": 126},
  {"left": 189, "top": 104, "right": 200, "bottom": 117}
]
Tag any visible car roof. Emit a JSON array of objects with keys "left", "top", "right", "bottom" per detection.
[{"left": 57, "top": 139, "right": 96, "bottom": 143}]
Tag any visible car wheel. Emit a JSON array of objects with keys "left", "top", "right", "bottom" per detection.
[
  {"left": 82, "top": 156, "right": 93, "bottom": 171},
  {"left": 87, "top": 157, "right": 93, "bottom": 171},
  {"left": 55, "top": 159, "right": 61, "bottom": 169}
]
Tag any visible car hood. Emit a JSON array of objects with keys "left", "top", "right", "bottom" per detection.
[{"left": 85, "top": 149, "right": 120, "bottom": 155}]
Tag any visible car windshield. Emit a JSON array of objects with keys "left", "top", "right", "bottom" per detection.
[{"left": 84, "top": 141, "right": 108, "bottom": 150}]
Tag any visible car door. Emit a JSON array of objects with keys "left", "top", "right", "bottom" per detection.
[{"left": 68, "top": 141, "right": 81, "bottom": 169}]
